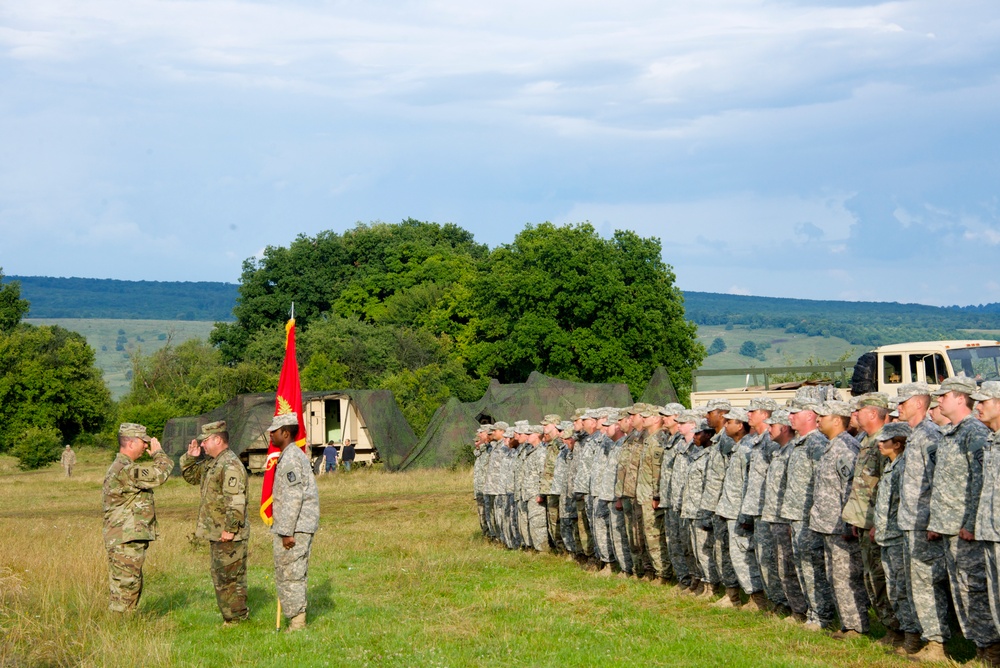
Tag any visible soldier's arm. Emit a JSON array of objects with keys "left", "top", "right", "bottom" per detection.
[
  {"left": 126, "top": 451, "right": 173, "bottom": 490},
  {"left": 273, "top": 459, "right": 305, "bottom": 537},
  {"left": 964, "top": 437, "right": 985, "bottom": 536},
  {"left": 180, "top": 453, "right": 204, "bottom": 486},
  {"left": 221, "top": 461, "right": 248, "bottom": 535}
]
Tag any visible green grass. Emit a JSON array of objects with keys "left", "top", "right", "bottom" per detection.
[
  {"left": 695, "top": 326, "right": 867, "bottom": 391},
  {"left": 0, "top": 449, "right": 961, "bottom": 667},
  {"left": 24, "top": 318, "right": 216, "bottom": 398}
]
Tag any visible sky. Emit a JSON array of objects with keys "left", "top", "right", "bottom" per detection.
[{"left": 2, "top": 1, "right": 999, "bottom": 306}]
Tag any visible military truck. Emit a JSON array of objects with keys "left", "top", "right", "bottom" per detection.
[{"left": 690, "top": 340, "right": 1000, "bottom": 408}]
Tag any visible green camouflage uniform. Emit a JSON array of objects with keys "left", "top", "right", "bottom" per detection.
[
  {"left": 102, "top": 450, "right": 172, "bottom": 612},
  {"left": 181, "top": 447, "right": 250, "bottom": 622}
]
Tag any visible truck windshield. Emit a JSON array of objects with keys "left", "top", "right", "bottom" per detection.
[{"left": 947, "top": 346, "right": 1000, "bottom": 382}]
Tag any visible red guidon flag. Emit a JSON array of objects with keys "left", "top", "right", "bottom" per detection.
[{"left": 259, "top": 316, "right": 309, "bottom": 525}]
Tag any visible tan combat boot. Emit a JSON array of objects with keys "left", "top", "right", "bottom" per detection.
[
  {"left": 742, "top": 591, "right": 769, "bottom": 613},
  {"left": 594, "top": 562, "right": 614, "bottom": 577},
  {"left": 894, "top": 632, "right": 923, "bottom": 656},
  {"left": 712, "top": 586, "right": 742, "bottom": 609},
  {"left": 288, "top": 613, "right": 307, "bottom": 631},
  {"left": 696, "top": 582, "right": 718, "bottom": 601},
  {"left": 908, "top": 640, "right": 947, "bottom": 663},
  {"left": 876, "top": 629, "right": 904, "bottom": 649}
]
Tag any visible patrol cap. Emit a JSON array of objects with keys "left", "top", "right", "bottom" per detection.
[
  {"left": 119, "top": 423, "right": 151, "bottom": 442},
  {"left": 571, "top": 408, "right": 588, "bottom": 420},
  {"left": 604, "top": 410, "right": 622, "bottom": 423},
  {"left": 931, "top": 374, "right": 978, "bottom": 397},
  {"left": 854, "top": 393, "right": 890, "bottom": 410},
  {"left": 503, "top": 427, "right": 515, "bottom": 438},
  {"left": 723, "top": 407, "right": 749, "bottom": 422},
  {"left": 815, "top": 400, "right": 852, "bottom": 417},
  {"left": 747, "top": 397, "right": 778, "bottom": 412},
  {"left": 197, "top": 420, "right": 227, "bottom": 441},
  {"left": 891, "top": 382, "right": 931, "bottom": 404},
  {"left": 267, "top": 413, "right": 298, "bottom": 432},
  {"left": 558, "top": 421, "right": 574, "bottom": 432},
  {"left": 477, "top": 424, "right": 491, "bottom": 433},
  {"left": 638, "top": 404, "right": 658, "bottom": 418},
  {"left": 972, "top": 381, "right": 1000, "bottom": 402},
  {"left": 526, "top": 425, "right": 544, "bottom": 435},
  {"left": 873, "top": 422, "right": 912, "bottom": 441},
  {"left": 765, "top": 409, "right": 791, "bottom": 426},
  {"left": 514, "top": 423, "right": 532, "bottom": 434},
  {"left": 695, "top": 418, "right": 713, "bottom": 433},
  {"left": 626, "top": 403, "right": 647, "bottom": 415},
  {"left": 787, "top": 398, "right": 820, "bottom": 414},
  {"left": 659, "top": 403, "right": 686, "bottom": 416},
  {"left": 928, "top": 399, "right": 939, "bottom": 409},
  {"left": 492, "top": 421, "right": 510, "bottom": 431},
  {"left": 541, "top": 414, "right": 562, "bottom": 426},
  {"left": 677, "top": 410, "right": 700, "bottom": 424},
  {"left": 705, "top": 398, "right": 732, "bottom": 412}
]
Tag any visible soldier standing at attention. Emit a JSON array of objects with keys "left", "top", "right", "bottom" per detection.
[
  {"left": 973, "top": 381, "right": 1000, "bottom": 667},
  {"left": 61, "top": 444, "right": 77, "bottom": 477},
  {"left": 102, "top": 423, "right": 172, "bottom": 613},
  {"left": 269, "top": 413, "right": 320, "bottom": 631},
  {"left": 927, "top": 375, "right": 1000, "bottom": 660},
  {"left": 180, "top": 420, "right": 250, "bottom": 625}
]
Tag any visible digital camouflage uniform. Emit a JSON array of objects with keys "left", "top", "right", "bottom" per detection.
[
  {"left": 701, "top": 431, "right": 737, "bottom": 589},
  {"left": 927, "top": 413, "right": 999, "bottom": 648},
  {"left": 589, "top": 432, "right": 613, "bottom": 564},
  {"left": 514, "top": 442, "right": 532, "bottom": 549},
  {"left": 618, "top": 428, "right": 647, "bottom": 574},
  {"left": 181, "top": 445, "right": 250, "bottom": 622},
  {"left": 540, "top": 435, "right": 564, "bottom": 552},
  {"left": 524, "top": 439, "right": 550, "bottom": 552},
  {"left": 665, "top": 432, "right": 694, "bottom": 586},
  {"left": 61, "top": 446, "right": 76, "bottom": 477},
  {"left": 897, "top": 417, "right": 950, "bottom": 644},
  {"left": 781, "top": 429, "right": 836, "bottom": 626},
  {"left": 102, "top": 448, "right": 172, "bottom": 612},
  {"left": 572, "top": 432, "right": 597, "bottom": 558},
  {"left": 762, "top": 436, "right": 805, "bottom": 615},
  {"left": 978, "top": 424, "right": 1000, "bottom": 640},
  {"left": 271, "top": 444, "right": 320, "bottom": 620},
  {"left": 810, "top": 429, "right": 869, "bottom": 633},
  {"left": 841, "top": 429, "right": 896, "bottom": 632},
  {"left": 473, "top": 443, "right": 488, "bottom": 536},
  {"left": 555, "top": 441, "right": 580, "bottom": 554},
  {"left": 874, "top": 455, "right": 919, "bottom": 635},
  {"left": 683, "top": 444, "right": 717, "bottom": 586},
  {"left": 486, "top": 439, "right": 505, "bottom": 540},
  {"left": 601, "top": 434, "right": 632, "bottom": 573},
  {"left": 741, "top": 430, "right": 786, "bottom": 607},
  {"left": 717, "top": 431, "right": 763, "bottom": 595}
]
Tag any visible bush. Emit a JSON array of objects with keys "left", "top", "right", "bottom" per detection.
[
  {"left": 739, "top": 340, "right": 758, "bottom": 358},
  {"left": 706, "top": 337, "right": 727, "bottom": 356},
  {"left": 12, "top": 426, "right": 63, "bottom": 470}
]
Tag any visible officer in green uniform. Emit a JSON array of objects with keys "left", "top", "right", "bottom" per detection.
[
  {"left": 102, "top": 423, "right": 172, "bottom": 612},
  {"left": 181, "top": 420, "right": 250, "bottom": 625}
]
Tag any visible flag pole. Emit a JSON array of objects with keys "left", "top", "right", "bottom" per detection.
[{"left": 276, "top": 600, "right": 282, "bottom": 631}]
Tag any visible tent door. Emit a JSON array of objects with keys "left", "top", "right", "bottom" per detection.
[{"left": 325, "top": 399, "right": 342, "bottom": 443}]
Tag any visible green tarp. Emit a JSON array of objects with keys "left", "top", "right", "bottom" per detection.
[
  {"left": 398, "top": 371, "right": 632, "bottom": 470},
  {"left": 639, "top": 366, "right": 680, "bottom": 406}
]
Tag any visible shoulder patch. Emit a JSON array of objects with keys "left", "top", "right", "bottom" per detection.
[
  {"left": 224, "top": 473, "right": 240, "bottom": 492},
  {"left": 287, "top": 471, "right": 297, "bottom": 483},
  {"left": 840, "top": 464, "right": 853, "bottom": 479}
]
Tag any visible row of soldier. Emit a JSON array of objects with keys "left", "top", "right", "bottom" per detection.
[{"left": 471, "top": 375, "right": 1000, "bottom": 665}]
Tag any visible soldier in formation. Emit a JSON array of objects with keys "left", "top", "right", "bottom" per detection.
[{"left": 473, "top": 377, "right": 1000, "bottom": 665}]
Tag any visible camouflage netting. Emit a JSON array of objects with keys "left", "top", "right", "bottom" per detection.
[
  {"left": 639, "top": 366, "right": 680, "bottom": 406},
  {"left": 397, "top": 371, "right": 633, "bottom": 470},
  {"left": 162, "top": 390, "right": 416, "bottom": 473}
]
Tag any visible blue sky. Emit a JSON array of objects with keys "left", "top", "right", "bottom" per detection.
[{"left": 2, "top": 1, "right": 999, "bottom": 306}]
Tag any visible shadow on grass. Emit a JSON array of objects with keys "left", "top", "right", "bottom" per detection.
[
  {"left": 145, "top": 587, "right": 194, "bottom": 616},
  {"left": 308, "top": 579, "right": 336, "bottom": 620}
]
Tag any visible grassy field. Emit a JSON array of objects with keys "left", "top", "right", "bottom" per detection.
[
  {"left": 0, "top": 449, "right": 962, "bottom": 667},
  {"left": 695, "top": 326, "right": 866, "bottom": 391},
  {"left": 24, "top": 318, "right": 216, "bottom": 399}
]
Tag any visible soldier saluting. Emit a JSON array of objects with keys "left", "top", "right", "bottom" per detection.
[
  {"left": 102, "top": 423, "right": 172, "bottom": 613},
  {"left": 181, "top": 420, "right": 250, "bottom": 625}
]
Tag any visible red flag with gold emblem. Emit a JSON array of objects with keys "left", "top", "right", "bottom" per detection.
[{"left": 259, "top": 316, "right": 308, "bottom": 525}]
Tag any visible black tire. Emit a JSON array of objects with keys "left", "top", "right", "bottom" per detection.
[{"left": 850, "top": 352, "right": 878, "bottom": 396}]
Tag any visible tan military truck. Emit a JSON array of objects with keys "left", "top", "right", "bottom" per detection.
[{"left": 690, "top": 340, "right": 1000, "bottom": 408}]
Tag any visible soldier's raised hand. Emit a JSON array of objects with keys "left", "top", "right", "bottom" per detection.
[
  {"left": 149, "top": 437, "right": 162, "bottom": 453},
  {"left": 187, "top": 439, "right": 201, "bottom": 457}
]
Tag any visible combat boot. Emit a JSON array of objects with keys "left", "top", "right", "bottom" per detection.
[
  {"left": 712, "top": 586, "right": 742, "bottom": 609},
  {"left": 982, "top": 641, "right": 1000, "bottom": 666},
  {"left": 894, "top": 632, "right": 923, "bottom": 656},
  {"left": 741, "top": 591, "right": 769, "bottom": 613},
  {"left": 686, "top": 580, "right": 704, "bottom": 597},
  {"left": 696, "top": 582, "right": 718, "bottom": 601},
  {"left": 594, "top": 562, "right": 614, "bottom": 577},
  {"left": 908, "top": 640, "right": 947, "bottom": 663},
  {"left": 783, "top": 611, "right": 807, "bottom": 625},
  {"left": 288, "top": 613, "right": 306, "bottom": 632},
  {"left": 876, "top": 629, "right": 904, "bottom": 649}
]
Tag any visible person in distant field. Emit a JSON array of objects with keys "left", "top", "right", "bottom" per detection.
[
  {"left": 342, "top": 439, "right": 356, "bottom": 471},
  {"left": 61, "top": 444, "right": 77, "bottom": 477},
  {"left": 324, "top": 441, "right": 338, "bottom": 474},
  {"left": 269, "top": 413, "right": 320, "bottom": 631},
  {"left": 180, "top": 420, "right": 250, "bottom": 625},
  {"left": 102, "top": 423, "right": 172, "bottom": 613}
]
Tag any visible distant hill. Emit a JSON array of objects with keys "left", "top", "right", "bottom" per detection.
[{"left": 10, "top": 276, "right": 238, "bottom": 321}]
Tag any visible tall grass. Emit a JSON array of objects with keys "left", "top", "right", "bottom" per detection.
[{"left": 0, "top": 449, "right": 950, "bottom": 666}]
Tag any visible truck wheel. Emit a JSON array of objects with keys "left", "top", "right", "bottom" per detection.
[{"left": 850, "top": 352, "right": 878, "bottom": 396}]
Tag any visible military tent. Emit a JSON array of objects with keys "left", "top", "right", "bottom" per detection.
[
  {"left": 397, "top": 372, "right": 632, "bottom": 470},
  {"left": 639, "top": 366, "right": 680, "bottom": 406}
]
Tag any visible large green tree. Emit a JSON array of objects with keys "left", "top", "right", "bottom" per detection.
[
  {"left": 0, "top": 324, "right": 111, "bottom": 450},
  {"left": 0, "top": 269, "right": 30, "bottom": 332},
  {"left": 465, "top": 222, "right": 704, "bottom": 399}
]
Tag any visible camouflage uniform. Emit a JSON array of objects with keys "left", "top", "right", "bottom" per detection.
[
  {"left": 618, "top": 429, "right": 647, "bottom": 574},
  {"left": 473, "top": 443, "right": 488, "bottom": 536},
  {"left": 810, "top": 430, "right": 869, "bottom": 633},
  {"left": 181, "top": 446, "right": 250, "bottom": 622},
  {"left": 717, "top": 431, "right": 763, "bottom": 595},
  {"left": 665, "top": 433, "right": 694, "bottom": 586},
  {"left": 60, "top": 445, "right": 76, "bottom": 477},
  {"left": 927, "top": 413, "right": 999, "bottom": 648},
  {"left": 978, "top": 425, "right": 1000, "bottom": 639},
  {"left": 601, "top": 434, "right": 632, "bottom": 573},
  {"left": 514, "top": 443, "right": 532, "bottom": 549},
  {"left": 589, "top": 432, "right": 614, "bottom": 564},
  {"left": 501, "top": 443, "right": 521, "bottom": 549},
  {"left": 762, "top": 437, "right": 806, "bottom": 615},
  {"left": 841, "top": 429, "right": 896, "bottom": 632},
  {"left": 540, "top": 436, "right": 564, "bottom": 552},
  {"left": 486, "top": 439, "right": 505, "bottom": 540},
  {"left": 898, "top": 418, "right": 950, "bottom": 644},
  {"left": 102, "top": 449, "right": 172, "bottom": 612},
  {"left": 560, "top": 442, "right": 582, "bottom": 554},
  {"left": 683, "top": 444, "right": 717, "bottom": 586},
  {"left": 781, "top": 430, "right": 836, "bottom": 626},
  {"left": 271, "top": 444, "right": 320, "bottom": 620},
  {"left": 524, "top": 439, "right": 550, "bottom": 552},
  {"left": 874, "top": 455, "right": 919, "bottom": 635},
  {"left": 701, "top": 431, "right": 737, "bottom": 589},
  {"left": 741, "top": 430, "right": 786, "bottom": 607},
  {"left": 572, "top": 432, "right": 598, "bottom": 557},
  {"left": 636, "top": 431, "right": 669, "bottom": 579}
]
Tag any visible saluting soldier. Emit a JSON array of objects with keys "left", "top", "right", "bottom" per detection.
[
  {"left": 102, "top": 423, "right": 172, "bottom": 613},
  {"left": 181, "top": 420, "right": 250, "bottom": 625},
  {"left": 269, "top": 413, "right": 320, "bottom": 631}
]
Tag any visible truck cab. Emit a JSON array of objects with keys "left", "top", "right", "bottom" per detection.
[{"left": 852, "top": 340, "right": 1000, "bottom": 397}]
